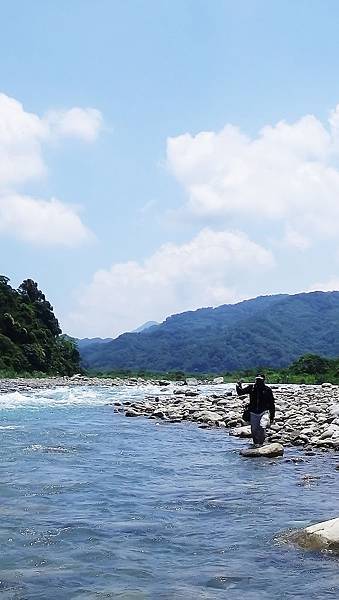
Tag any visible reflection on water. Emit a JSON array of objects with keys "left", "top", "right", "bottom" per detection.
[{"left": 0, "top": 384, "right": 338, "bottom": 599}]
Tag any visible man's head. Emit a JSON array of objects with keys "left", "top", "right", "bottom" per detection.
[{"left": 255, "top": 373, "right": 265, "bottom": 387}]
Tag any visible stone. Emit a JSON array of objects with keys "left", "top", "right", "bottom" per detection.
[
  {"left": 213, "top": 376, "right": 224, "bottom": 384},
  {"left": 230, "top": 426, "right": 252, "bottom": 438},
  {"left": 240, "top": 443, "right": 284, "bottom": 458},
  {"left": 294, "top": 517, "right": 339, "bottom": 551},
  {"left": 125, "top": 409, "right": 141, "bottom": 417},
  {"left": 186, "top": 377, "right": 198, "bottom": 386},
  {"left": 192, "top": 410, "right": 224, "bottom": 424}
]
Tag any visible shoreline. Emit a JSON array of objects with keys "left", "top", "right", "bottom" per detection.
[{"left": 1, "top": 376, "right": 339, "bottom": 453}]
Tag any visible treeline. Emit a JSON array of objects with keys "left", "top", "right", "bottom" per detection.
[
  {"left": 223, "top": 354, "right": 339, "bottom": 385},
  {"left": 87, "top": 354, "right": 339, "bottom": 384},
  {"left": 0, "top": 276, "right": 80, "bottom": 376}
]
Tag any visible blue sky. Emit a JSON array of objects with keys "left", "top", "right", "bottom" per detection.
[{"left": 1, "top": 0, "right": 339, "bottom": 337}]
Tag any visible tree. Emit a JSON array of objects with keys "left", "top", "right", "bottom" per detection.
[
  {"left": 290, "top": 354, "right": 331, "bottom": 375},
  {"left": 0, "top": 276, "right": 80, "bottom": 375}
]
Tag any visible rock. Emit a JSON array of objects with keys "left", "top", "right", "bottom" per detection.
[
  {"left": 125, "top": 409, "right": 141, "bottom": 417},
  {"left": 322, "top": 382, "right": 333, "bottom": 388},
  {"left": 213, "top": 377, "right": 224, "bottom": 384},
  {"left": 192, "top": 410, "right": 224, "bottom": 424},
  {"left": 153, "top": 410, "right": 166, "bottom": 418},
  {"left": 230, "top": 426, "right": 252, "bottom": 438},
  {"left": 186, "top": 378, "right": 198, "bottom": 386},
  {"left": 294, "top": 517, "right": 339, "bottom": 551},
  {"left": 240, "top": 443, "right": 284, "bottom": 458}
]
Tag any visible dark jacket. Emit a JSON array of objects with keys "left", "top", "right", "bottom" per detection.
[{"left": 236, "top": 382, "right": 275, "bottom": 421}]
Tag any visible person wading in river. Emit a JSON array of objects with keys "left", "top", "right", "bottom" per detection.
[{"left": 236, "top": 374, "right": 275, "bottom": 447}]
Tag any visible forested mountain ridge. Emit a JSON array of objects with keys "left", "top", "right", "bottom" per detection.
[
  {"left": 0, "top": 276, "right": 80, "bottom": 374},
  {"left": 80, "top": 291, "right": 339, "bottom": 373}
]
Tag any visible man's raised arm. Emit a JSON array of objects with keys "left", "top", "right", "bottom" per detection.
[{"left": 236, "top": 381, "right": 252, "bottom": 395}]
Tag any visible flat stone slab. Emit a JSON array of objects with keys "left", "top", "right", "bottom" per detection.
[
  {"left": 293, "top": 517, "right": 339, "bottom": 551},
  {"left": 240, "top": 443, "right": 284, "bottom": 458}
]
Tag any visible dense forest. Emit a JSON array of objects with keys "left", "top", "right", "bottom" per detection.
[
  {"left": 0, "top": 276, "right": 80, "bottom": 375},
  {"left": 80, "top": 291, "right": 339, "bottom": 373}
]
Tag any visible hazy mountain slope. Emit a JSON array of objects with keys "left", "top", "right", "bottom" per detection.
[
  {"left": 131, "top": 321, "right": 159, "bottom": 333},
  {"left": 80, "top": 291, "right": 339, "bottom": 373},
  {"left": 76, "top": 337, "right": 113, "bottom": 350}
]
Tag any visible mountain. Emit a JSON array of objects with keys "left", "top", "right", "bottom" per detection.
[
  {"left": 131, "top": 321, "right": 159, "bottom": 333},
  {"left": 76, "top": 337, "right": 113, "bottom": 351},
  {"left": 80, "top": 291, "right": 339, "bottom": 373},
  {"left": 0, "top": 276, "right": 80, "bottom": 374},
  {"left": 75, "top": 324, "right": 159, "bottom": 348}
]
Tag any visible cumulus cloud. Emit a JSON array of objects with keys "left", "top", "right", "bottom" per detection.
[
  {"left": 45, "top": 107, "right": 102, "bottom": 141},
  {"left": 0, "top": 92, "right": 102, "bottom": 245},
  {"left": 166, "top": 106, "right": 339, "bottom": 246},
  {"left": 0, "top": 194, "right": 91, "bottom": 246},
  {"left": 65, "top": 228, "right": 274, "bottom": 337}
]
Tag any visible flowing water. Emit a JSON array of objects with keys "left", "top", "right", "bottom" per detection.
[{"left": 0, "top": 384, "right": 338, "bottom": 599}]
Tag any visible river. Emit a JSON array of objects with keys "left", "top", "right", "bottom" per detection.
[{"left": 0, "top": 384, "right": 338, "bottom": 599}]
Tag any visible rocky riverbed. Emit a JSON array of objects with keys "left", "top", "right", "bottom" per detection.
[
  {"left": 114, "top": 380, "right": 339, "bottom": 452},
  {"left": 1, "top": 376, "right": 339, "bottom": 451}
]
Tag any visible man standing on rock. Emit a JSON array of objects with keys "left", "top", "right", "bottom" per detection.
[{"left": 236, "top": 374, "right": 275, "bottom": 447}]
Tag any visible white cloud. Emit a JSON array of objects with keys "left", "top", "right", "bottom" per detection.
[
  {"left": 0, "top": 194, "right": 91, "bottom": 246},
  {"left": 0, "top": 92, "right": 103, "bottom": 245},
  {"left": 0, "top": 93, "right": 46, "bottom": 188},
  {"left": 308, "top": 278, "right": 339, "bottom": 292},
  {"left": 282, "top": 227, "right": 311, "bottom": 250},
  {"left": 65, "top": 228, "right": 274, "bottom": 337},
  {"left": 45, "top": 107, "right": 102, "bottom": 141},
  {"left": 166, "top": 106, "right": 339, "bottom": 245}
]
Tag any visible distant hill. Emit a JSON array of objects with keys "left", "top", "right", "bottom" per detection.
[
  {"left": 80, "top": 291, "right": 339, "bottom": 373},
  {"left": 75, "top": 324, "right": 158, "bottom": 349},
  {"left": 76, "top": 337, "right": 113, "bottom": 351},
  {"left": 131, "top": 321, "right": 159, "bottom": 333}
]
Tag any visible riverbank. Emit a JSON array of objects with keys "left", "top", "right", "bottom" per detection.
[
  {"left": 115, "top": 380, "right": 339, "bottom": 452},
  {"left": 0, "top": 376, "right": 338, "bottom": 451}
]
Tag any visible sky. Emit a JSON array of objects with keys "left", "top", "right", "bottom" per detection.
[{"left": 1, "top": 0, "right": 339, "bottom": 337}]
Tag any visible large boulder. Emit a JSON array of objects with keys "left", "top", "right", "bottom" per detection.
[
  {"left": 240, "top": 443, "right": 284, "bottom": 457},
  {"left": 294, "top": 517, "right": 339, "bottom": 551}
]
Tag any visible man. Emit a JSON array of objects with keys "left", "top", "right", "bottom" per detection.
[{"left": 236, "top": 374, "right": 275, "bottom": 447}]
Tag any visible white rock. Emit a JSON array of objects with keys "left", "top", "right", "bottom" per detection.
[
  {"left": 301, "top": 517, "right": 339, "bottom": 549},
  {"left": 213, "top": 376, "right": 224, "bottom": 384},
  {"left": 186, "top": 377, "right": 198, "bottom": 386},
  {"left": 240, "top": 443, "right": 284, "bottom": 458},
  {"left": 229, "top": 426, "right": 252, "bottom": 438}
]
